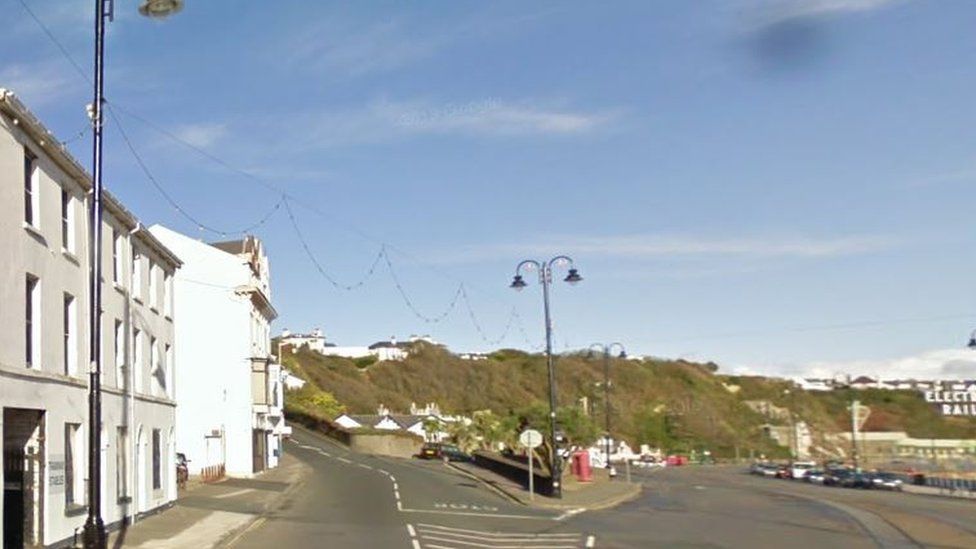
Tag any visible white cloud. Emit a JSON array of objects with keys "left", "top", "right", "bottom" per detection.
[
  {"left": 288, "top": 99, "right": 611, "bottom": 149},
  {"left": 0, "top": 63, "right": 80, "bottom": 106},
  {"left": 171, "top": 123, "right": 226, "bottom": 149},
  {"left": 434, "top": 233, "right": 896, "bottom": 264},
  {"left": 749, "top": 348, "right": 976, "bottom": 380}
]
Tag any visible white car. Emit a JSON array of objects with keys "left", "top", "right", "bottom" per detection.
[{"left": 790, "top": 461, "right": 817, "bottom": 479}]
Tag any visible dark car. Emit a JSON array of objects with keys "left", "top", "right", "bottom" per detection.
[
  {"left": 868, "top": 472, "right": 904, "bottom": 491},
  {"left": 824, "top": 468, "right": 851, "bottom": 486},
  {"left": 418, "top": 442, "right": 472, "bottom": 462}
]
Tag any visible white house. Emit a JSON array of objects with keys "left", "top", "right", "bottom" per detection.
[
  {"left": 0, "top": 89, "right": 180, "bottom": 547},
  {"left": 149, "top": 228, "right": 287, "bottom": 477},
  {"left": 279, "top": 328, "right": 326, "bottom": 354}
]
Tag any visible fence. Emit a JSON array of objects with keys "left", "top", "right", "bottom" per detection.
[{"left": 201, "top": 464, "right": 225, "bottom": 483}]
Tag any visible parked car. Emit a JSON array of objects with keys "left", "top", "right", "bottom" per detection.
[
  {"left": 774, "top": 464, "right": 791, "bottom": 479},
  {"left": 418, "top": 442, "right": 473, "bottom": 462},
  {"left": 868, "top": 472, "right": 904, "bottom": 491},
  {"left": 790, "top": 461, "right": 817, "bottom": 480},
  {"left": 824, "top": 468, "right": 851, "bottom": 486},
  {"left": 840, "top": 471, "right": 874, "bottom": 489},
  {"left": 803, "top": 469, "right": 825, "bottom": 484}
]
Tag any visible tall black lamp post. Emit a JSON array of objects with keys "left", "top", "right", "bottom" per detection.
[
  {"left": 588, "top": 343, "right": 626, "bottom": 475},
  {"left": 84, "top": 2, "right": 183, "bottom": 547},
  {"left": 510, "top": 256, "right": 582, "bottom": 498}
]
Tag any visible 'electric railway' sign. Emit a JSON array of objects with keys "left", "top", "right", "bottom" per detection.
[{"left": 923, "top": 389, "right": 976, "bottom": 416}]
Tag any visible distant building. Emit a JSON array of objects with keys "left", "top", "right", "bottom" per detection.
[
  {"left": 279, "top": 328, "right": 327, "bottom": 354},
  {"left": 368, "top": 336, "right": 411, "bottom": 361},
  {"left": 149, "top": 228, "right": 288, "bottom": 477}
]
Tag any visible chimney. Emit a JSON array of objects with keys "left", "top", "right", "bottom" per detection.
[
  {"left": 281, "top": 328, "right": 291, "bottom": 338},
  {"left": 313, "top": 327, "right": 322, "bottom": 338},
  {"left": 390, "top": 335, "right": 397, "bottom": 346}
]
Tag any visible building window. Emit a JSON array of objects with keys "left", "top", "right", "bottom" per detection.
[
  {"left": 151, "top": 429, "right": 161, "bottom": 491},
  {"left": 65, "top": 423, "right": 83, "bottom": 506},
  {"left": 133, "top": 329, "right": 142, "bottom": 392},
  {"left": 132, "top": 250, "right": 142, "bottom": 300},
  {"left": 61, "top": 190, "right": 75, "bottom": 253},
  {"left": 113, "top": 230, "right": 123, "bottom": 284},
  {"left": 164, "top": 272, "right": 173, "bottom": 318},
  {"left": 115, "top": 320, "right": 125, "bottom": 388},
  {"left": 24, "top": 148, "right": 37, "bottom": 226},
  {"left": 150, "top": 337, "right": 158, "bottom": 395},
  {"left": 163, "top": 344, "right": 172, "bottom": 397},
  {"left": 149, "top": 260, "right": 158, "bottom": 310},
  {"left": 117, "top": 427, "right": 130, "bottom": 500},
  {"left": 26, "top": 274, "right": 39, "bottom": 368},
  {"left": 63, "top": 293, "right": 76, "bottom": 375}
]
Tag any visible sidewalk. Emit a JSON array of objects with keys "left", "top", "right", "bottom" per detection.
[
  {"left": 106, "top": 453, "right": 310, "bottom": 548},
  {"left": 903, "top": 484, "right": 976, "bottom": 500},
  {"left": 448, "top": 461, "right": 642, "bottom": 511}
]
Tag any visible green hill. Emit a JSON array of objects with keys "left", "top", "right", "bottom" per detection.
[{"left": 280, "top": 342, "right": 976, "bottom": 458}]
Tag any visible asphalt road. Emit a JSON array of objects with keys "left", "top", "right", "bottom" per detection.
[{"left": 228, "top": 429, "right": 976, "bottom": 548}]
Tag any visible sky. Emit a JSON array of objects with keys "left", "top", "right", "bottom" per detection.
[{"left": 4, "top": 0, "right": 976, "bottom": 379}]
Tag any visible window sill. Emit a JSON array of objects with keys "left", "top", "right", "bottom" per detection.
[
  {"left": 150, "top": 306, "right": 159, "bottom": 315},
  {"left": 114, "top": 282, "right": 126, "bottom": 295},
  {"left": 62, "top": 249, "right": 80, "bottom": 265},
  {"left": 164, "top": 314, "right": 173, "bottom": 322},
  {"left": 133, "top": 296, "right": 144, "bottom": 305},
  {"left": 22, "top": 221, "right": 45, "bottom": 243},
  {"left": 64, "top": 503, "right": 87, "bottom": 517},
  {"left": 117, "top": 496, "right": 132, "bottom": 504}
]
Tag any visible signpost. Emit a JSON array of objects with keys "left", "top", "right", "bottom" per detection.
[{"left": 519, "top": 429, "right": 543, "bottom": 500}]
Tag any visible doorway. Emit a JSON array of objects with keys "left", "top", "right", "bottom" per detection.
[
  {"left": 3, "top": 408, "right": 44, "bottom": 549},
  {"left": 251, "top": 430, "right": 266, "bottom": 474}
]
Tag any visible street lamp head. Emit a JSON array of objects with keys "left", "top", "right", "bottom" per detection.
[
  {"left": 617, "top": 350, "right": 627, "bottom": 359},
  {"left": 139, "top": 0, "right": 184, "bottom": 18},
  {"left": 509, "top": 274, "right": 527, "bottom": 291},
  {"left": 563, "top": 268, "right": 583, "bottom": 286},
  {"left": 968, "top": 337, "right": 976, "bottom": 350}
]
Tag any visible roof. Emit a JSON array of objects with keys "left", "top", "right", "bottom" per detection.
[
  {"left": 851, "top": 376, "right": 877, "bottom": 384},
  {"left": 1, "top": 88, "right": 182, "bottom": 269},
  {"left": 342, "top": 413, "right": 436, "bottom": 429},
  {"left": 369, "top": 341, "right": 410, "bottom": 350}
]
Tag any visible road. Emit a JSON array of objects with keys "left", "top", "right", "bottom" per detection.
[{"left": 228, "top": 429, "right": 976, "bottom": 548}]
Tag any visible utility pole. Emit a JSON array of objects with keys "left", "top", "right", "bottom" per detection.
[{"left": 850, "top": 399, "right": 860, "bottom": 472}]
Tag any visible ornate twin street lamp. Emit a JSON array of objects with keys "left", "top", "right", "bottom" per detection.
[
  {"left": 966, "top": 329, "right": 976, "bottom": 349},
  {"left": 509, "top": 256, "right": 582, "bottom": 499},
  {"left": 84, "top": 2, "right": 183, "bottom": 547},
  {"left": 588, "top": 343, "right": 626, "bottom": 476}
]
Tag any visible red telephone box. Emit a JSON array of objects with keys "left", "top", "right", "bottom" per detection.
[{"left": 572, "top": 451, "right": 593, "bottom": 482}]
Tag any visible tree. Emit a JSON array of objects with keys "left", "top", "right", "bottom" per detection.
[{"left": 421, "top": 416, "right": 444, "bottom": 442}]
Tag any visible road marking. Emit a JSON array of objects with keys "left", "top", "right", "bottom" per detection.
[
  {"left": 433, "top": 502, "right": 499, "bottom": 512},
  {"left": 413, "top": 523, "right": 588, "bottom": 548},
  {"left": 585, "top": 535, "right": 596, "bottom": 547},
  {"left": 212, "top": 488, "right": 257, "bottom": 499},
  {"left": 401, "top": 508, "right": 550, "bottom": 520},
  {"left": 358, "top": 463, "right": 373, "bottom": 470},
  {"left": 406, "top": 523, "right": 421, "bottom": 549},
  {"left": 555, "top": 508, "right": 586, "bottom": 521},
  {"left": 379, "top": 469, "right": 391, "bottom": 476},
  {"left": 336, "top": 456, "right": 352, "bottom": 464}
]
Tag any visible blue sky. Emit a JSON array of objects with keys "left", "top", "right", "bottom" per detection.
[{"left": 5, "top": 0, "right": 976, "bottom": 378}]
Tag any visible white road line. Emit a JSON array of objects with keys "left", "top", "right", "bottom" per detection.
[
  {"left": 420, "top": 535, "right": 578, "bottom": 549},
  {"left": 415, "top": 530, "right": 580, "bottom": 543},
  {"left": 401, "top": 508, "right": 549, "bottom": 520},
  {"left": 585, "top": 535, "right": 596, "bottom": 547},
  {"left": 555, "top": 508, "right": 586, "bottom": 521},
  {"left": 379, "top": 469, "right": 391, "bottom": 476},
  {"left": 393, "top": 481, "right": 399, "bottom": 490},
  {"left": 336, "top": 457, "right": 352, "bottom": 464},
  {"left": 358, "top": 463, "right": 373, "bottom": 470},
  {"left": 406, "top": 524, "right": 421, "bottom": 549},
  {"left": 407, "top": 524, "right": 417, "bottom": 537},
  {"left": 213, "top": 488, "right": 256, "bottom": 499},
  {"left": 416, "top": 524, "right": 580, "bottom": 538}
]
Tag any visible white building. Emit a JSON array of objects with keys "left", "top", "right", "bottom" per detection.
[
  {"left": 1, "top": 89, "right": 180, "bottom": 547},
  {"left": 149, "top": 227, "right": 287, "bottom": 477},
  {"left": 279, "top": 328, "right": 326, "bottom": 354}
]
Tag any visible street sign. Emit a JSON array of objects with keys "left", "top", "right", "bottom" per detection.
[{"left": 519, "top": 429, "right": 543, "bottom": 449}]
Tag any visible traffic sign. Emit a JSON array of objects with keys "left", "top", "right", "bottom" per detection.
[{"left": 519, "top": 429, "right": 543, "bottom": 449}]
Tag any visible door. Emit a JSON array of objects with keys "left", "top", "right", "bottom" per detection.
[
  {"left": 3, "top": 408, "right": 44, "bottom": 549},
  {"left": 251, "top": 430, "right": 266, "bottom": 474}
]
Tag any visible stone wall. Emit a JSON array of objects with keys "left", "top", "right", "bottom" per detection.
[{"left": 348, "top": 432, "right": 423, "bottom": 458}]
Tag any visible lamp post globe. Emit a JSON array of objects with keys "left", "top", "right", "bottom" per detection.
[{"left": 139, "top": 0, "right": 184, "bottom": 18}]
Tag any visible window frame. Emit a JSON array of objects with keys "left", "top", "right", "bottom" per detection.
[
  {"left": 26, "top": 274, "right": 39, "bottom": 368},
  {"left": 24, "top": 147, "right": 37, "bottom": 227}
]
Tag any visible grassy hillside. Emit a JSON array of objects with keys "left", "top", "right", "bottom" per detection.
[{"left": 280, "top": 342, "right": 976, "bottom": 458}]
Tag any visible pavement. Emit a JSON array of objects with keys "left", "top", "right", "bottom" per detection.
[
  {"left": 446, "top": 459, "right": 642, "bottom": 511},
  {"left": 105, "top": 452, "right": 310, "bottom": 548}
]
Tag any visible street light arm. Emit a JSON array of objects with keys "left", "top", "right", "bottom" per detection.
[
  {"left": 547, "top": 255, "right": 576, "bottom": 271},
  {"left": 588, "top": 343, "right": 608, "bottom": 356},
  {"left": 608, "top": 342, "right": 626, "bottom": 358},
  {"left": 514, "top": 259, "right": 543, "bottom": 278}
]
